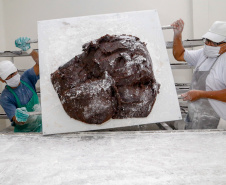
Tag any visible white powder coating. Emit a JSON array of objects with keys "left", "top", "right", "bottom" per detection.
[
  {"left": 115, "top": 51, "right": 149, "bottom": 77},
  {"left": 61, "top": 71, "right": 113, "bottom": 104},
  {"left": 51, "top": 33, "right": 160, "bottom": 124},
  {"left": 57, "top": 71, "right": 115, "bottom": 123},
  {"left": 125, "top": 55, "right": 148, "bottom": 76},
  {"left": 120, "top": 52, "right": 131, "bottom": 61},
  {"left": 117, "top": 36, "right": 153, "bottom": 78},
  {"left": 126, "top": 55, "right": 147, "bottom": 66},
  {"left": 120, "top": 38, "right": 147, "bottom": 53},
  {"left": 53, "top": 81, "right": 60, "bottom": 93},
  {"left": 70, "top": 72, "right": 113, "bottom": 98},
  {"left": 0, "top": 131, "right": 226, "bottom": 184},
  {"left": 83, "top": 97, "right": 112, "bottom": 120},
  {"left": 38, "top": 10, "right": 181, "bottom": 135},
  {"left": 119, "top": 86, "right": 155, "bottom": 117},
  {"left": 152, "top": 83, "right": 160, "bottom": 94}
]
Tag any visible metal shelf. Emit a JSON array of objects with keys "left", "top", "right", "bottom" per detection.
[
  {"left": 166, "top": 39, "right": 204, "bottom": 49},
  {"left": 0, "top": 114, "right": 8, "bottom": 119},
  {"left": 171, "top": 63, "right": 194, "bottom": 69},
  {"left": 0, "top": 39, "right": 203, "bottom": 57},
  {"left": 0, "top": 49, "right": 38, "bottom": 57}
]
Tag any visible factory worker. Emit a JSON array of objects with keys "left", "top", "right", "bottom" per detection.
[
  {"left": 0, "top": 37, "right": 42, "bottom": 132},
  {"left": 172, "top": 19, "right": 226, "bottom": 129}
]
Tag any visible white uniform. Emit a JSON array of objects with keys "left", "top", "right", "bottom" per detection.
[{"left": 184, "top": 49, "right": 226, "bottom": 120}]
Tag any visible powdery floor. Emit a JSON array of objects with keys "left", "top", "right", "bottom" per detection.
[{"left": 0, "top": 130, "right": 226, "bottom": 185}]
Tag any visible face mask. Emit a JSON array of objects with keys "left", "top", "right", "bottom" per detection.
[
  {"left": 6, "top": 74, "right": 21, "bottom": 87},
  {"left": 203, "top": 44, "right": 220, "bottom": 58}
]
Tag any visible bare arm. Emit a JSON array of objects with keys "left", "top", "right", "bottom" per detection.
[
  {"left": 30, "top": 50, "right": 39, "bottom": 76},
  {"left": 15, "top": 37, "right": 39, "bottom": 75},
  {"left": 12, "top": 116, "right": 25, "bottom": 125},
  {"left": 182, "top": 89, "right": 226, "bottom": 102},
  {"left": 171, "top": 19, "right": 185, "bottom": 61}
]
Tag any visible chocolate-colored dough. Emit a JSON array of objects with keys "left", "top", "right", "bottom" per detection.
[{"left": 51, "top": 34, "right": 160, "bottom": 124}]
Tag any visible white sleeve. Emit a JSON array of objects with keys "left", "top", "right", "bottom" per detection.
[
  {"left": 184, "top": 48, "right": 203, "bottom": 66},
  {"left": 221, "top": 54, "right": 226, "bottom": 86}
]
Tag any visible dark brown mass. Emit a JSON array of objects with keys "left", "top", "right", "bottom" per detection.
[{"left": 51, "top": 34, "right": 160, "bottom": 124}]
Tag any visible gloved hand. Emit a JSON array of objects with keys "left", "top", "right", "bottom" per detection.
[
  {"left": 15, "top": 37, "right": 31, "bottom": 51},
  {"left": 15, "top": 107, "right": 29, "bottom": 123}
]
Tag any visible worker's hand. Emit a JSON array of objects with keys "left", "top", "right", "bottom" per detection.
[
  {"left": 181, "top": 90, "right": 204, "bottom": 102},
  {"left": 219, "top": 43, "right": 226, "bottom": 55},
  {"left": 15, "top": 37, "right": 31, "bottom": 51},
  {"left": 171, "top": 19, "right": 184, "bottom": 36},
  {"left": 15, "top": 107, "right": 29, "bottom": 123}
]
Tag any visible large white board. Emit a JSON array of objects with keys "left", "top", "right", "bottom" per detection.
[{"left": 38, "top": 10, "right": 181, "bottom": 135}]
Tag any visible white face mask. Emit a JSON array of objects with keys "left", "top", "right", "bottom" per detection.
[
  {"left": 6, "top": 74, "right": 21, "bottom": 87},
  {"left": 203, "top": 44, "right": 220, "bottom": 58}
]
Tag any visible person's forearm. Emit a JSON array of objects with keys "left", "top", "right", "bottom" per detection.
[
  {"left": 12, "top": 116, "right": 25, "bottom": 125},
  {"left": 200, "top": 89, "right": 226, "bottom": 102},
  {"left": 31, "top": 50, "right": 39, "bottom": 75},
  {"left": 173, "top": 33, "right": 185, "bottom": 61},
  {"left": 30, "top": 50, "right": 39, "bottom": 65}
]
